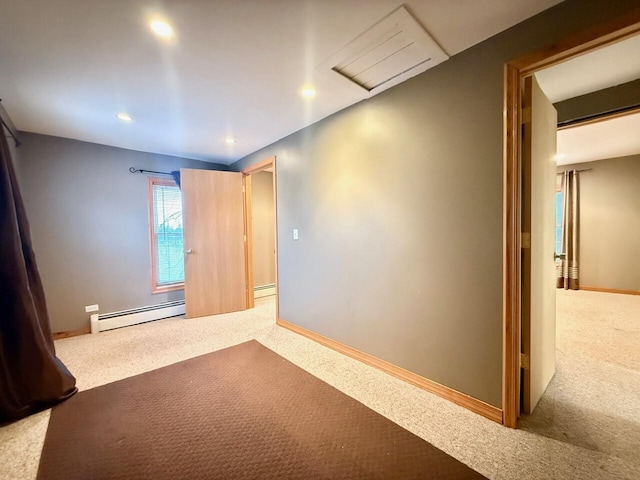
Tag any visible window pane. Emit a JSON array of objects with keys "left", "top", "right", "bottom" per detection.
[
  {"left": 555, "top": 191, "right": 563, "bottom": 256},
  {"left": 153, "top": 184, "right": 184, "bottom": 285}
]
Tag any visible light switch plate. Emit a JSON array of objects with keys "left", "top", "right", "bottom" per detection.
[
  {"left": 293, "top": 229, "right": 299, "bottom": 240},
  {"left": 85, "top": 304, "right": 99, "bottom": 313}
]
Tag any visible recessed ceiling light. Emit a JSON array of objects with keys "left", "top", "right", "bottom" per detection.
[
  {"left": 116, "top": 112, "right": 134, "bottom": 123},
  {"left": 301, "top": 87, "right": 316, "bottom": 98},
  {"left": 150, "top": 20, "right": 174, "bottom": 38},
  {"left": 225, "top": 137, "right": 237, "bottom": 145}
]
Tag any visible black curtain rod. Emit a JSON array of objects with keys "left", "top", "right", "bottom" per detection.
[
  {"left": 129, "top": 167, "right": 173, "bottom": 176},
  {"left": 0, "top": 99, "right": 21, "bottom": 147},
  {"left": 557, "top": 104, "right": 640, "bottom": 129}
]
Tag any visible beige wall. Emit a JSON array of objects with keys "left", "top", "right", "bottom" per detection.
[
  {"left": 559, "top": 155, "right": 640, "bottom": 291},
  {"left": 251, "top": 171, "right": 276, "bottom": 287},
  {"left": 16, "top": 132, "right": 226, "bottom": 332},
  {"left": 231, "top": 0, "right": 640, "bottom": 408}
]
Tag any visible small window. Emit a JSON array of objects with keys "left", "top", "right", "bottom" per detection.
[
  {"left": 148, "top": 177, "right": 184, "bottom": 292},
  {"left": 555, "top": 190, "right": 563, "bottom": 257}
]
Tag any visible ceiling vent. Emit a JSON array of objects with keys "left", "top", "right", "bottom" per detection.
[{"left": 324, "top": 6, "right": 449, "bottom": 95}]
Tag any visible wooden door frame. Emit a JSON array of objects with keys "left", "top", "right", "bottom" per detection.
[
  {"left": 242, "top": 156, "right": 278, "bottom": 316},
  {"left": 502, "top": 10, "right": 640, "bottom": 428}
]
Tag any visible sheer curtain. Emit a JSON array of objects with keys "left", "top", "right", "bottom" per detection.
[
  {"left": 556, "top": 169, "right": 580, "bottom": 290},
  {"left": 0, "top": 126, "right": 77, "bottom": 424}
]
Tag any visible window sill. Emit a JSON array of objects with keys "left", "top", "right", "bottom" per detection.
[{"left": 152, "top": 283, "right": 185, "bottom": 294}]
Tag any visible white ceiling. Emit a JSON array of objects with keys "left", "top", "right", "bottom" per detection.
[
  {"left": 536, "top": 34, "right": 640, "bottom": 103},
  {"left": 0, "top": 0, "right": 562, "bottom": 164},
  {"left": 557, "top": 112, "right": 640, "bottom": 165}
]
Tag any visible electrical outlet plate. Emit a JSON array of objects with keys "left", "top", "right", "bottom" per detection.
[{"left": 85, "top": 304, "right": 99, "bottom": 313}]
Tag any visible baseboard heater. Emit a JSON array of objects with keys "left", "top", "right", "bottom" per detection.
[
  {"left": 254, "top": 283, "right": 276, "bottom": 299},
  {"left": 90, "top": 300, "right": 185, "bottom": 334}
]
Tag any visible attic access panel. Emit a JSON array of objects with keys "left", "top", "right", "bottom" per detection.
[{"left": 328, "top": 6, "right": 449, "bottom": 94}]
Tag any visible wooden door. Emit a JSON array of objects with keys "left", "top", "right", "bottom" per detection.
[
  {"left": 181, "top": 169, "right": 247, "bottom": 318},
  {"left": 521, "top": 75, "right": 557, "bottom": 414}
]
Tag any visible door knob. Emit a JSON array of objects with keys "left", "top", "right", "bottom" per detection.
[{"left": 185, "top": 249, "right": 192, "bottom": 254}]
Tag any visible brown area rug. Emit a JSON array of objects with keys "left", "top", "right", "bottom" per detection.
[{"left": 37, "top": 340, "right": 485, "bottom": 479}]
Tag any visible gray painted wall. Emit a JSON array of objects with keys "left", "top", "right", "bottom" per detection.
[
  {"left": 16, "top": 132, "right": 226, "bottom": 332},
  {"left": 231, "top": 0, "right": 640, "bottom": 407},
  {"left": 560, "top": 156, "right": 640, "bottom": 291},
  {"left": 555, "top": 78, "right": 640, "bottom": 125}
]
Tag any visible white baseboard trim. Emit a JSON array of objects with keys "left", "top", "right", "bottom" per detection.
[{"left": 254, "top": 284, "right": 276, "bottom": 299}]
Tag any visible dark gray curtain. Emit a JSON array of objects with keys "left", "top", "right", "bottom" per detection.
[
  {"left": 171, "top": 170, "right": 181, "bottom": 189},
  {"left": 556, "top": 169, "right": 580, "bottom": 290},
  {"left": 0, "top": 128, "right": 77, "bottom": 424}
]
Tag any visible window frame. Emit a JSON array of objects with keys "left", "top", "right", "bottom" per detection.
[{"left": 148, "top": 176, "right": 185, "bottom": 294}]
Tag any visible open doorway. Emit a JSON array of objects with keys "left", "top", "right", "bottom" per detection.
[
  {"left": 521, "top": 39, "right": 640, "bottom": 418},
  {"left": 503, "top": 16, "right": 640, "bottom": 428},
  {"left": 519, "top": 106, "right": 640, "bottom": 459},
  {"left": 242, "top": 157, "right": 278, "bottom": 319},
  {"left": 250, "top": 168, "right": 277, "bottom": 300}
]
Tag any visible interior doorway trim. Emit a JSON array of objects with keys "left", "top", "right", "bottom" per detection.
[
  {"left": 502, "top": 10, "right": 640, "bottom": 429},
  {"left": 242, "top": 156, "right": 278, "bottom": 317}
]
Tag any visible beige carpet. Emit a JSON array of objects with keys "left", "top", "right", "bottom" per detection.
[
  {"left": 1, "top": 291, "right": 639, "bottom": 479},
  {"left": 519, "top": 290, "right": 640, "bottom": 466}
]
